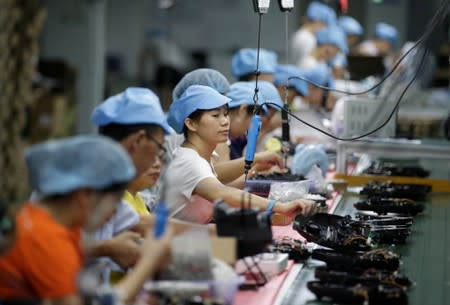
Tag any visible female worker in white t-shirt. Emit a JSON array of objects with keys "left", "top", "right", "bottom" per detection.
[{"left": 164, "top": 84, "right": 316, "bottom": 224}]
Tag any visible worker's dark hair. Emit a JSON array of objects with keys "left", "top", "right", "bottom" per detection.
[
  {"left": 99, "top": 123, "right": 162, "bottom": 142},
  {"left": 183, "top": 109, "right": 206, "bottom": 140},
  {"left": 229, "top": 104, "right": 255, "bottom": 116},
  {"left": 238, "top": 74, "right": 255, "bottom": 82}
]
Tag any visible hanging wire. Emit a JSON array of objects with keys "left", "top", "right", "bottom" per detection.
[
  {"left": 288, "top": 0, "right": 449, "bottom": 96},
  {"left": 264, "top": 47, "right": 429, "bottom": 141},
  {"left": 253, "top": 13, "right": 263, "bottom": 105}
]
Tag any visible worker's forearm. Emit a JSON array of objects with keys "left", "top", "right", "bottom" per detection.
[
  {"left": 218, "top": 186, "right": 269, "bottom": 211},
  {"left": 84, "top": 240, "right": 111, "bottom": 258},
  {"left": 141, "top": 214, "right": 211, "bottom": 235},
  {"left": 168, "top": 218, "right": 208, "bottom": 235},
  {"left": 114, "top": 257, "right": 158, "bottom": 303},
  {"left": 226, "top": 175, "right": 245, "bottom": 189},
  {"left": 214, "top": 159, "right": 246, "bottom": 184}
]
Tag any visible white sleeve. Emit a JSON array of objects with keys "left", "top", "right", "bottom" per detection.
[
  {"left": 298, "top": 55, "right": 320, "bottom": 70},
  {"left": 291, "top": 29, "right": 316, "bottom": 65},
  {"left": 165, "top": 148, "right": 217, "bottom": 211},
  {"left": 179, "top": 154, "right": 215, "bottom": 199},
  {"left": 111, "top": 199, "right": 140, "bottom": 234},
  {"left": 91, "top": 199, "right": 140, "bottom": 241}
]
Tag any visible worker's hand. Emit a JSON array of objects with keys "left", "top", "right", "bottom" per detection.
[
  {"left": 141, "top": 227, "right": 174, "bottom": 270},
  {"left": 254, "top": 165, "right": 288, "bottom": 176},
  {"left": 130, "top": 215, "right": 153, "bottom": 237},
  {"left": 106, "top": 231, "right": 142, "bottom": 269},
  {"left": 273, "top": 198, "right": 317, "bottom": 216},
  {"left": 254, "top": 151, "right": 283, "bottom": 171}
]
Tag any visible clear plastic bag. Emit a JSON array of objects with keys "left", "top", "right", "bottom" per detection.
[
  {"left": 159, "top": 227, "right": 213, "bottom": 280},
  {"left": 268, "top": 180, "right": 311, "bottom": 202}
]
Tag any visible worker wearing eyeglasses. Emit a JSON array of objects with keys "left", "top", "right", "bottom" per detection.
[{"left": 89, "top": 87, "right": 209, "bottom": 283}]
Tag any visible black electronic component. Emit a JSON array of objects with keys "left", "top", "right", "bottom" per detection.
[
  {"left": 354, "top": 197, "right": 425, "bottom": 216},
  {"left": 314, "top": 266, "right": 413, "bottom": 289},
  {"left": 281, "top": 104, "right": 290, "bottom": 166},
  {"left": 360, "top": 181, "right": 431, "bottom": 201},
  {"left": 356, "top": 214, "right": 414, "bottom": 227},
  {"left": 271, "top": 237, "right": 311, "bottom": 262},
  {"left": 214, "top": 200, "right": 272, "bottom": 259},
  {"left": 293, "top": 213, "right": 372, "bottom": 252},
  {"left": 307, "top": 281, "right": 408, "bottom": 305},
  {"left": 311, "top": 248, "right": 401, "bottom": 271},
  {"left": 362, "top": 162, "right": 430, "bottom": 178}
]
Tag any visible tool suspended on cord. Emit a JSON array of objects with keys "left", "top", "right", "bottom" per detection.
[
  {"left": 245, "top": 1, "right": 271, "bottom": 181},
  {"left": 280, "top": 0, "right": 294, "bottom": 167},
  {"left": 154, "top": 167, "right": 170, "bottom": 238}
]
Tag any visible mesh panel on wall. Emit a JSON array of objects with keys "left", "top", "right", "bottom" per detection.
[{"left": 0, "top": 0, "right": 46, "bottom": 202}]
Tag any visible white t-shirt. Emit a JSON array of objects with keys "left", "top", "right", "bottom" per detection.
[
  {"left": 298, "top": 55, "right": 321, "bottom": 70},
  {"left": 165, "top": 147, "right": 218, "bottom": 224},
  {"left": 358, "top": 40, "right": 379, "bottom": 56},
  {"left": 291, "top": 29, "right": 317, "bottom": 67}
]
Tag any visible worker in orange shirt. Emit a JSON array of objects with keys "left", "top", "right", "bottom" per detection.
[{"left": 0, "top": 135, "right": 172, "bottom": 305}]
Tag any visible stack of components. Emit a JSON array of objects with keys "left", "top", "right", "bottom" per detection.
[
  {"left": 307, "top": 249, "right": 410, "bottom": 305},
  {"left": 271, "top": 237, "right": 311, "bottom": 262},
  {"left": 286, "top": 160, "right": 432, "bottom": 304},
  {"left": 362, "top": 162, "right": 430, "bottom": 178},
  {"left": 0, "top": 0, "right": 46, "bottom": 201},
  {"left": 355, "top": 181, "right": 430, "bottom": 216},
  {"left": 293, "top": 209, "right": 423, "bottom": 305}
]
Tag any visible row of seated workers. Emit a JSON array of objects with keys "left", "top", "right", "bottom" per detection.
[{"left": 0, "top": 1, "right": 411, "bottom": 304}]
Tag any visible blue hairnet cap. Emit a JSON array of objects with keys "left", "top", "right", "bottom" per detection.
[
  {"left": 329, "top": 53, "right": 348, "bottom": 69},
  {"left": 172, "top": 68, "right": 230, "bottom": 100},
  {"left": 91, "top": 87, "right": 171, "bottom": 134},
  {"left": 168, "top": 85, "right": 231, "bottom": 134},
  {"left": 300, "top": 63, "right": 335, "bottom": 88},
  {"left": 231, "top": 48, "right": 278, "bottom": 78},
  {"left": 301, "top": 63, "right": 334, "bottom": 86},
  {"left": 338, "top": 16, "right": 363, "bottom": 36},
  {"left": 306, "top": 1, "right": 337, "bottom": 26},
  {"left": 26, "top": 135, "right": 136, "bottom": 196},
  {"left": 226, "top": 82, "right": 264, "bottom": 108},
  {"left": 316, "top": 26, "right": 349, "bottom": 54},
  {"left": 375, "top": 22, "right": 398, "bottom": 46},
  {"left": 291, "top": 144, "right": 328, "bottom": 177},
  {"left": 274, "top": 65, "right": 309, "bottom": 97}
]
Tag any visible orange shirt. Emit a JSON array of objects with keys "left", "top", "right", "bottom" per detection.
[{"left": 0, "top": 203, "right": 83, "bottom": 299}]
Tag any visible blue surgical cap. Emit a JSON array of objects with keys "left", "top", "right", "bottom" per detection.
[
  {"left": 306, "top": 1, "right": 336, "bottom": 26},
  {"left": 291, "top": 144, "right": 328, "bottom": 177},
  {"left": 172, "top": 68, "right": 230, "bottom": 100},
  {"left": 91, "top": 87, "right": 171, "bottom": 134},
  {"left": 300, "top": 63, "right": 335, "bottom": 89},
  {"left": 375, "top": 22, "right": 398, "bottom": 46},
  {"left": 231, "top": 48, "right": 278, "bottom": 79},
  {"left": 168, "top": 85, "right": 231, "bottom": 134},
  {"left": 274, "top": 65, "right": 309, "bottom": 97},
  {"left": 253, "top": 80, "right": 284, "bottom": 110},
  {"left": 338, "top": 16, "right": 363, "bottom": 36},
  {"left": 226, "top": 82, "right": 265, "bottom": 109},
  {"left": 316, "top": 26, "right": 349, "bottom": 54},
  {"left": 329, "top": 53, "right": 348, "bottom": 69},
  {"left": 26, "top": 135, "right": 136, "bottom": 196}
]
